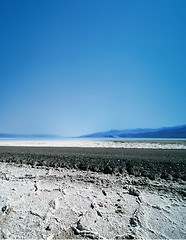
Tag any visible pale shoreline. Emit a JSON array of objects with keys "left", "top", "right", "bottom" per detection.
[{"left": 0, "top": 139, "right": 186, "bottom": 149}]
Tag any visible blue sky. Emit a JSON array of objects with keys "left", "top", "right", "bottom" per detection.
[{"left": 0, "top": 0, "right": 186, "bottom": 136}]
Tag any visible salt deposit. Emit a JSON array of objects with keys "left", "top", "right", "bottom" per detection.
[
  {"left": 0, "top": 139, "right": 186, "bottom": 149},
  {"left": 0, "top": 162, "right": 185, "bottom": 239}
]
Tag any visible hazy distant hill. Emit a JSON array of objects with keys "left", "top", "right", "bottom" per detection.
[
  {"left": 0, "top": 134, "right": 62, "bottom": 139},
  {"left": 80, "top": 125, "right": 186, "bottom": 138}
]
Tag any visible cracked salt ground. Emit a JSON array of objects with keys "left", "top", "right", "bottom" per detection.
[
  {"left": 139, "top": 193, "right": 186, "bottom": 239},
  {"left": 0, "top": 162, "right": 185, "bottom": 239}
]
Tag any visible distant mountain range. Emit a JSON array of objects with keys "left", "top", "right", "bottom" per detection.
[
  {"left": 0, "top": 134, "right": 62, "bottom": 139},
  {"left": 1, "top": 125, "right": 186, "bottom": 139},
  {"left": 80, "top": 125, "right": 186, "bottom": 138}
]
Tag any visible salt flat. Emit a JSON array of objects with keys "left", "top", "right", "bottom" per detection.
[
  {"left": 0, "top": 139, "right": 186, "bottom": 149},
  {"left": 0, "top": 162, "right": 185, "bottom": 239},
  {"left": 0, "top": 145, "right": 185, "bottom": 239}
]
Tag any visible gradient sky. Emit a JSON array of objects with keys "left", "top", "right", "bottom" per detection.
[{"left": 0, "top": 0, "right": 186, "bottom": 137}]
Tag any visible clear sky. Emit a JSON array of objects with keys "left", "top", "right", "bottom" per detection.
[{"left": 0, "top": 0, "right": 186, "bottom": 137}]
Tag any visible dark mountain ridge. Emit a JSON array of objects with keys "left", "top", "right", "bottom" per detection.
[
  {"left": 80, "top": 125, "right": 186, "bottom": 138},
  {"left": 1, "top": 125, "right": 186, "bottom": 139}
]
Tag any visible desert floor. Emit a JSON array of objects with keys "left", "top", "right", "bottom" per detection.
[{"left": 0, "top": 146, "right": 186, "bottom": 239}]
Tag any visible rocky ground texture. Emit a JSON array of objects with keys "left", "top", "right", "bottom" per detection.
[
  {"left": 0, "top": 147, "right": 186, "bottom": 239},
  {"left": 0, "top": 146, "right": 186, "bottom": 181}
]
